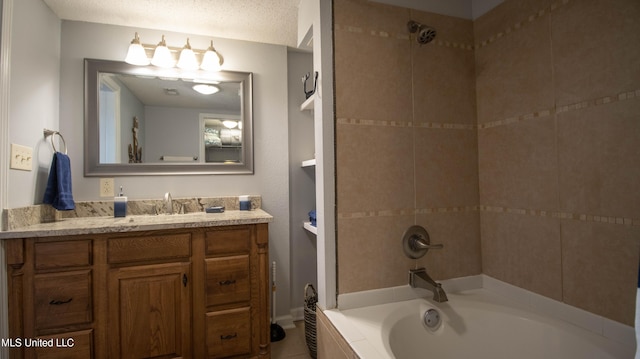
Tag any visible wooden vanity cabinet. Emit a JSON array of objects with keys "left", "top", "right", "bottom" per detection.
[{"left": 5, "top": 223, "right": 270, "bottom": 359}]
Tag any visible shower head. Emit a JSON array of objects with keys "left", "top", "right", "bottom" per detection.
[{"left": 407, "top": 20, "right": 437, "bottom": 45}]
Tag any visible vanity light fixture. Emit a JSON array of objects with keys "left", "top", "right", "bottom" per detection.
[
  {"left": 151, "top": 35, "right": 174, "bottom": 68},
  {"left": 192, "top": 84, "right": 220, "bottom": 95},
  {"left": 124, "top": 33, "right": 224, "bottom": 72},
  {"left": 125, "top": 32, "right": 150, "bottom": 66},
  {"left": 200, "top": 40, "right": 223, "bottom": 71},
  {"left": 177, "top": 38, "right": 199, "bottom": 71}
]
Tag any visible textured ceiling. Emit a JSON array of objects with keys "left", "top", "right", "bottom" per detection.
[{"left": 43, "top": 0, "right": 301, "bottom": 48}]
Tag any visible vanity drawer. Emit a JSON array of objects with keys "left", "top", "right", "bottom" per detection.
[
  {"left": 34, "top": 270, "right": 92, "bottom": 330},
  {"left": 205, "top": 227, "right": 251, "bottom": 256},
  {"left": 206, "top": 307, "right": 251, "bottom": 358},
  {"left": 34, "top": 329, "right": 93, "bottom": 359},
  {"left": 108, "top": 233, "right": 191, "bottom": 264},
  {"left": 205, "top": 255, "right": 250, "bottom": 307},
  {"left": 34, "top": 240, "right": 92, "bottom": 270}
]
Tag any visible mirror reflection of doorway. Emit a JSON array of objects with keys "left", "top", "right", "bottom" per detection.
[
  {"left": 99, "top": 75, "right": 121, "bottom": 163},
  {"left": 199, "top": 113, "right": 242, "bottom": 163}
]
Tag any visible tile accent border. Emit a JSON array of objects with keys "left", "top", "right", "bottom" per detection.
[
  {"left": 338, "top": 204, "right": 639, "bottom": 227},
  {"left": 479, "top": 89, "right": 640, "bottom": 129},
  {"left": 334, "top": 24, "right": 474, "bottom": 51},
  {"left": 474, "top": 0, "right": 570, "bottom": 50},
  {"left": 337, "top": 117, "right": 475, "bottom": 130},
  {"left": 338, "top": 205, "right": 478, "bottom": 219},
  {"left": 339, "top": 88, "right": 640, "bottom": 131},
  {"left": 480, "top": 205, "right": 640, "bottom": 227}
]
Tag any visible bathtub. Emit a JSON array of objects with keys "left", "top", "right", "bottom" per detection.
[{"left": 323, "top": 276, "right": 636, "bottom": 359}]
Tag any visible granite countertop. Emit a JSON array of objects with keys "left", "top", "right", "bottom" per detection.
[{"left": 0, "top": 209, "right": 273, "bottom": 239}]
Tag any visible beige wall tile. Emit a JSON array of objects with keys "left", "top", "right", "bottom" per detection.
[
  {"left": 558, "top": 100, "right": 640, "bottom": 219},
  {"left": 412, "top": 45, "right": 477, "bottom": 125},
  {"left": 410, "top": 8, "right": 475, "bottom": 45},
  {"left": 475, "top": 12, "right": 554, "bottom": 124},
  {"left": 336, "top": 124, "right": 415, "bottom": 213},
  {"left": 415, "top": 128, "right": 479, "bottom": 207},
  {"left": 409, "top": 11, "right": 476, "bottom": 125},
  {"left": 334, "top": 0, "right": 412, "bottom": 122},
  {"left": 480, "top": 211, "right": 563, "bottom": 300},
  {"left": 415, "top": 211, "right": 482, "bottom": 280},
  {"left": 478, "top": 117, "right": 559, "bottom": 211},
  {"left": 561, "top": 221, "right": 640, "bottom": 326},
  {"left": 335, "top": 0, "right": 410, "bottom": 35},
  {"left": 335, "top": 30, "right": 413, "bottom": 121},
  {"left": 338, "top": 215, "right": 414, "bottom": 293},
  {"left": 551, "top": 0, "right": 640, "bottom": 105},
  {"left": 474, "top": 0, "right": 551, "bottom": 44}
]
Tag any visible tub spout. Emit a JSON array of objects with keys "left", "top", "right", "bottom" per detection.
[{"left": 409, "top": 268, "right": 448, "bottom": 302}]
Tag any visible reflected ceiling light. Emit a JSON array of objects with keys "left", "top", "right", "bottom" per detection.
[
  {"left": 177, "top": 38, "right": 199, "bottom": 71},
  {"left": 223, "top": 120, "right": 238, "bottom": 129},
  {"left": 151, "top": 35, "right": 174, "bottom": 68},
  {"left": 200, "top": 40, "right": 223, "bottom": 72},
  {"left": 125, "top": 32, "right": 150, "bottom": 66},
  {"left": 192, "top": 84, "right": 220, "bottom": 95}
]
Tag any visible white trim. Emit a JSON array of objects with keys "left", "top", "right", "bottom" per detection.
[{"left": 0, "top": 0, "right": 13, "bottom": 356}]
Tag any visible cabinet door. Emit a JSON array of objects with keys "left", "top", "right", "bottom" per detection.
[{"left": 109, "top": 262, "right": 191, "bottom": 359}]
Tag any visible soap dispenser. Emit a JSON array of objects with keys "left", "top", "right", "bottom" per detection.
[{"left": 114, "top": 186, "right": 127, "bottom": 217}]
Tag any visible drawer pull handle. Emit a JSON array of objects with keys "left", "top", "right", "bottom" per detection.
[
  {"left": 49, "top": 298, "right": 73, "bottom": 305},
  {"left": 220, "top": 333, "right": 237, "bottom": 340},
  {"left": 219, "top": 279, "right": 236, "bottom": 286}
]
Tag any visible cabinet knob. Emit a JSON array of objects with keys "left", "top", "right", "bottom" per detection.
[{"left": 218, "top": 279, "right": 236, "bottom": 286}]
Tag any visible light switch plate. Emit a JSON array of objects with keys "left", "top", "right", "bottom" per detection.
[
  {"left": 10, "top": 143, "right": 33, "bottom": 171},
  {"left": 99, "top": 178, "right": 114, "bottom": 197}
]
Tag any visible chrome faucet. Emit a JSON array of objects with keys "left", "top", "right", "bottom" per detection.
[
  {"left": 164, "top": 192, "right": 173, "bottom": 215},
  {"left": 409, "top": 268, "right": 448, "bottom": 302}
]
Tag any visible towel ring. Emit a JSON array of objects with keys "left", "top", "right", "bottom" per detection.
[{"left": 43, "top": 129, "right": 67, "bottom": 154}]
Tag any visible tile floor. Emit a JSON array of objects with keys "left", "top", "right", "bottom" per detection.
[{"left": 271, "top": 321, "right": 314, "bottom": 359}]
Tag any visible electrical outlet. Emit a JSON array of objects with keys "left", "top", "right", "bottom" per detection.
[
  {"left": 10, "top": 144, "right": 33, "bottom": 171},
  {"left": 99, "top": 178, "right": 114, "bottom": 197}
]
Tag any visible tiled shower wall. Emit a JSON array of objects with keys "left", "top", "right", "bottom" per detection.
[
  {"left": 335, "top": 0, "right": 640, "bottom": 325},
  {"left": 476, "top": 0, "right": 640, "bottom": 325},
  {"left": 335, "top": 0, "right": 482, "bottom": 293}
]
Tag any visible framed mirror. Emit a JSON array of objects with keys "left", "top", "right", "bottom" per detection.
[{"left": 84, "top": 58, "right": 253, "bottom": 176}]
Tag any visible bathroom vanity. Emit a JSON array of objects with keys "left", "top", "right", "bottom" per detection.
[{"left": 1, "top": 210, "right": 272, "bottom": 359}]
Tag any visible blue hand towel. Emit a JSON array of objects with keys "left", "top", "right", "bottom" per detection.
[{"left": 43, "top": 152, "right": 75, "bottom": 210}]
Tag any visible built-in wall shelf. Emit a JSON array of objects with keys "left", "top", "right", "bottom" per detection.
[
  {"left": 302, "top": 159, "right": 316, "bottom": 168},
  {"left": 300, "top": 94, "right": 315, "bottom": 111},
  {"left": 303, "top": 221, "right": 317, "bottom": 235}
]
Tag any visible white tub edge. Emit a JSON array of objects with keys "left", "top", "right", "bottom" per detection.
[{"left": 333, "top": 274, "right": 635, "bottom": 355}]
